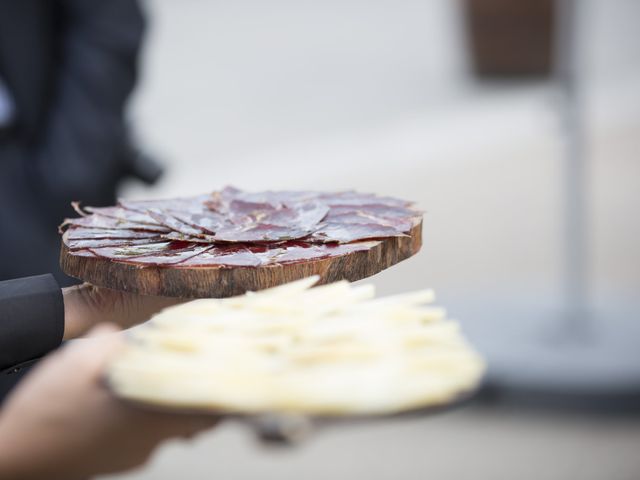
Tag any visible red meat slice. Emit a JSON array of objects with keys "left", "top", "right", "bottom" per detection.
[
  {"left": 165, "top": 209, "right": 228, "bottom": 235},
  {"left": 327, "top": 204, "right": 418, "bottom": 219},
  {"left": 262, "top": 202, "right": 329, "bottom": 230},
  {"left": 161, "top": 231, "right": 217, "bottom": 243},
  {"left": 310, "top": 223, "right": 407, "bottom": 243},
  {"left": 83, "top": 206, "right": 162, "bottom": 226},
  {"left": 211, "top": 223, "right": 312, "bottom": 243},
  {"left": 318, "top": 191, "right": 411, "bottom": 208},
  {"left": 273, "top": 241, "right": 380, "bottom": 264},
  {"left": 177, "top": 246, "right": 262, "bottom": 267},
  {"left": 60, "top": 215, "right": 170, "bottom": 233},
  {"left": 67, "top": 237, "right": 166, "bottom": 251},
  {"left": 66, "top": 228, "right": 160, "bottom": 241},
  {"left": 205, "top": 190, "right": 329, "bottom": 241},
  {"left": 88, "top": 242, "right": 176, "bottom": 260},
  {"left": 120, "top": 196, "right": 214, "bottom": 237},
  {"left": 146, "top": 209, "right": 211, "bottom": 238},
  {"left": 118, "top": 195, "right": 210, "bottom": 214},
  {"left": 324, "top": 211, "right": 413, "bottom": 232},
  {"left": 115, "top": 245, "right": 212, "bottom": 266}
]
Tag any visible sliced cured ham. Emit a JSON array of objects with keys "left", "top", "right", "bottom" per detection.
[
  {"left": 161, "top": 231, "right": 218, "bottom": 244},
  {"left": 146, "top": 209, "right": 208, "bottom": 237},
  {"left": 208, "top": 197, "right": 328, "bottom": 234},
  {"left": 317, "top": 191, "right": 411, "bottom": 208},
  {"left": 325, "top": 212, "right": 413, "bottom": 232},
  {"left": 119, "top": 195, "right": 210, "bottom": 215},
  {"left": 60, "top": 215, "right": 170, "bottom": 233},
  {"left": 83, "top": 206, "right": 162, "bottom": 226},
  {"left": 61, "top": 188, "right": 420, "bottom": 277},
  {"left": 88, "top": 242, "right": 176, "bottom": 260},
  {"left": 66, "top": 237, "right": 166, "bottom": 251},
  {"left": 117, "top": 245, "right": 212, "bottom": 266},
  {"left": 66, "top": 228, "right": 161, "bottom": 241},
  {"left": 257, "top": 202, "right": 329, "bottom": 230},
  {"left": 166, "top": 209, "right": 228, "bottom": 235},
  {"left": 310, "top": 223, "right": 407, "bottom": 244},
  {"left": 327, "top": 203, "right": 418, "bottom": 220},
  {"left": 178, "top": 246, "right": 262, "bottom": 267},
  {"left": 211, "top": 223, "right": 312, "bottom": 243}
]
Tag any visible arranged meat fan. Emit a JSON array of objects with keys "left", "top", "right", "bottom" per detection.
[{"left": 60, "top": 187, "right": 422, "bottom": 269}]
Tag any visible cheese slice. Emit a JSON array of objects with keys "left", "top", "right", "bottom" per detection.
[{"left": 107, "top": 276, "right": 484, "bottom": 415}]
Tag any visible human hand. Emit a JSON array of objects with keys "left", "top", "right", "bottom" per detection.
[
  {"left": 0, "top": 324, "right": 217, "bottom": 480},
  {"left": 62, "top": 283, "right": 184, "bottom": 340}
]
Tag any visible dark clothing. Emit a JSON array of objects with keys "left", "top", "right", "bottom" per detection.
[
  {"left": 0, "top": 0, "right": 158, "bottom": 285},
  {"left": 0, "top": 274, "right": 64, "bottom": 401}
]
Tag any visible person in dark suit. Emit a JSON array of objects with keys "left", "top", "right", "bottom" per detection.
[
  {"left": 0, "top": 274, "right": 180, "bottom": 400},
  {"left": 0, "top": 274, "right": 216, "bottom": 479},
  {"left": 0, "top": 3, "right": 219, "bottom": 475},
  {"left": 0, "top": 0, "right": 162, "bottom": 285}
]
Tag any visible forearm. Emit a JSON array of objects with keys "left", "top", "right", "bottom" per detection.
[
  {"left": 0, "top": 425, "right": 67, "bottom": 480},
  {"left": 1, "top": 276, "right": 179, "bottom": 402},
  {"left": 62, "top": 284, "right": 100, "bottom": 340},
  {"left": 63, "top": 283, "right": 182, "bottom": 340}
]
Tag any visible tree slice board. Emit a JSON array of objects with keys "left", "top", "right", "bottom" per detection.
[{"left": 60, "top": 219, "right": 422, "bottom": 298}]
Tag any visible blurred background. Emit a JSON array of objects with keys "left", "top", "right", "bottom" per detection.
[
  {"left": 110, "top": 0, "right": 640, "bottom": 478},
  {"left": 2, "top": 0, "right": 638, "bottom": 478}
]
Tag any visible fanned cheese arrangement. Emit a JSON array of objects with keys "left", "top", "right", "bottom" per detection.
[{"left": 107, "top": 276, "right": 484, "bottom": 416}]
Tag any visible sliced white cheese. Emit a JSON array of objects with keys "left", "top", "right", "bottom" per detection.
[{"left": 108, "top": 276, "right": 484, "bottom": 415}]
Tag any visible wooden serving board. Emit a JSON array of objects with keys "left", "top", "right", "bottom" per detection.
[{"left": 60, "top": 220, "right": 422, "bottom": 298}]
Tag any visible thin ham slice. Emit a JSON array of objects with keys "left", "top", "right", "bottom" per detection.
[
  {"left": 66, "top": 228, "right": 160, "bottom": 241},
  {"left": 273, "top": 241, "right": 380, "bottom": 264},
  {"left": 60, "top": 215, "right": 170, "bottom": 233},
  {"left": 161, "top": 231, "right": 217, "bottom": 244},
  {"left": 211, "top": 223, "right": 312, "bottom": 243},
  {"left": 88, "top": 242, "right": 176, "bottom": 260},
  {"left": 115, "top": 245, "right": 212, "bottom": 266},
  {"left": 166, "top": 209, "right": 228, "bottom": 235},
  {"left": 318, "top": 191, "right": 411, "bottom": 208},
  {"left": 118, "top": 195, "right": 210, "bottom": 215},
  {"left": 146, "top": 209, "right": 208, "bottom": 237},
  {"left": 176, "top": 246, "right": 262, "bottom": 267},
  {"left": 67, "top": 237, "right": 166, "bottom": 251},
  {"left": 324, "top": 211, "right": 413, "bottom": 232},
  {"left": 310, "top": 223, "right": 407, "bottom": 243},
  {"left": 82, "top": 206, "right": 161, "bottom": 226}
]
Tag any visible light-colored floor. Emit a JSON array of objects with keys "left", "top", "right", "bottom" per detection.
[
  {"left": 106, "top": 1, "right": 640, "bottom": 478},
  {"left": 105, "top": 406, "right": 640, "bottom": 480}
]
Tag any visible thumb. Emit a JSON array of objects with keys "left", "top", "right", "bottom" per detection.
[
  {"left": 85, "top": 322, "right": 121, "bottom": 338},
  {"left": 64, "top": 323, "right": 124, "bottom": 374}
]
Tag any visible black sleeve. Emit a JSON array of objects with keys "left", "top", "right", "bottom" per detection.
[
  {"left": 31, "top": 0, "right": 147, "bottom": 222},
  {"left": 0, "top": 0, "right": 148, "bottom": 229},
  {"left": 0, "top": 274, "right": 64, "bottom": 399}
]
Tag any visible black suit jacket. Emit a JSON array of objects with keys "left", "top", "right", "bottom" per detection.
[
  {"left": 0, "top": 0, "right": 152, "bottom": 285},
  {"left": 0, "top": 274, "right": 64, "bottom": 402}
]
